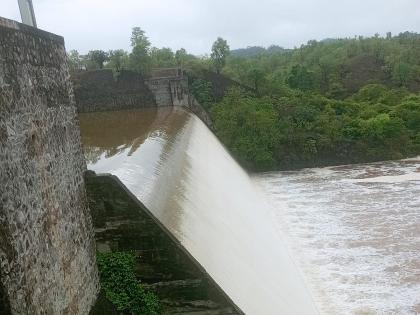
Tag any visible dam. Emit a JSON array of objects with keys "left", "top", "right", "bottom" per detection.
[
  {"left": 2, "top": 3, "right": 418, "bottom": 313},
  {"left": 79, "top": 107, "right": 319, "bottom": 314}
]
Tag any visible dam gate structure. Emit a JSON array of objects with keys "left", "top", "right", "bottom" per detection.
[
  {"left": 146, "top": 68, "right": 188, "bottom": 106},
  {"left": 0, "top": 17, "right": 99, "bottom": 314},
  {"left": 146, "top": 68, "right": 212, "bottom": 125}
]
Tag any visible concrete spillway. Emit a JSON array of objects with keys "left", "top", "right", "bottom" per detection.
[{"left": 79, "top": 107, "right": 318, "bottom": 315}]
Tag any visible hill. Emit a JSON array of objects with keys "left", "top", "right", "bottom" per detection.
[
  {"left": 231, "top": 45, "right": 288, "bottom": 58},
  {"left": 208, "top": 32, "right": 420, "bottom": 171},
  {"left": 224, "top": 32, "right": 420, "bottom": 97}
]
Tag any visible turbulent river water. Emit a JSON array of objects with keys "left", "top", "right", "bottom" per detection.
[
  {"left": 253, "top": 158, "right": 420, "bottom": 315},
  {"left": 79, "top": 107, "right": 420, "bottom": 315}
]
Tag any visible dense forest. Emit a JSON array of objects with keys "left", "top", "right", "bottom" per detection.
[{"left": 69, "top": 29, "right": 420, "bottom": 171}]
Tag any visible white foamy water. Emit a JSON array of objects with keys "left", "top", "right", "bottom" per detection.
[
  {"left": 79, "top": 108, "right": 318, "bottom": 315},
  {"left": 253, "top": 159, "right": 420, "bottom": 315}
]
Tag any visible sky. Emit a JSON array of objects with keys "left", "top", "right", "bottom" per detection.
[{"left": 2, "top": 0, "right": 420, "bottom": 55}]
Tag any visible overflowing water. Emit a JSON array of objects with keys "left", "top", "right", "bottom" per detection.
[
  {"left": 79, "top": 107, "right": 420, "bottom": 314},
  {"left": 253, "top": 159, "right": 420, "bottom": 314},
  {"left": 79, "top": 108, "right": 318, "bottom": 315}
]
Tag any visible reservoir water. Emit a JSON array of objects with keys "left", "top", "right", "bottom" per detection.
[{"left": 79, "top": 107, "right": 419, "bottom": 314}]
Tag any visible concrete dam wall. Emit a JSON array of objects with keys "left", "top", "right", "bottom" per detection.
[
  {"left": 72, "top": 70, "right": 156, "bottom": 113},
  {"left": 79, "top": 108, "right": 319, "bottom": 315},
  {"left": 0, "top": 17, "right": 99, "bottom": 314}
]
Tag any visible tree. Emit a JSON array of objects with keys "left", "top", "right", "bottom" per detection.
[
  {"left": 353, "top": 84, "right": 388, "bottom": 103},
  {"left": 393, "top": 99, "right": 420, "bottom": 132},
  {"left": 211, "top": 89, "right": 280, "bottom": 170},
  {"left": 211, "top": 37, "right": 230, "bottom": 74},
  {"left": 150, "top": 47, "right": 175, "bottom": 68},
  {"left": 107, "top": 49, "right": 129, "bottom": 72},
  {"left": 175, "top": 48, "right": 188, "bottom": 67},
  {"left": 190, "top": 79, "right": 214, "bottom": 109},
  {"left": 88, "top": 50, "right": 109, "bottom": 69},
  {"left": 129, "top": 27, "right": 152, "bottom": 75},
  {"left": 67, "top": 50, "right": 82, "bottom": 72},
  {"left": 130, "top": 27, "right": 150, "bottom": 47},
  {"left": 286, "top": 64, "right": 315, "bottom": 91},
  {"left": 247, "top": 67, "right": 265, "bottom": 95},
  {"left": 392, "top": 61, "right": 411, "bottom": 87}
]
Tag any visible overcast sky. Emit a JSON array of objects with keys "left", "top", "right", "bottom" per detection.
[{"left": 3, "top": 0, "right": 420, "bottom": 55}]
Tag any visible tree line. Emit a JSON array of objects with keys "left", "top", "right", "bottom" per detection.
[{"left": 67, "top": 27, "right": 230, "bottom": 76}]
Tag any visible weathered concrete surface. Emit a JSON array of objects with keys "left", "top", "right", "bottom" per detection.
[
  {"left": 146, "top": 69, "right": 212, "bottom": 126},
  {"left": 145, "top": 68, "right": 187, "bottom": 107},
  {"left": 0, "top": 17, "right": 99, "bottom": 314},
  {"left": 86, "top": 173, "right": 240, "bottom": 315},
  {"left": 72, "top": 69, "right": 156, "bottom": 113}
]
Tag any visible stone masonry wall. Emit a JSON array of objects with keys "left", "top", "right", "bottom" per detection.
[
  {"left": 72, "top": 70, "right": 156, "bottom": 113},
  {"left": 0, "top": 17, "right": 99, "bottom": 314},
  {"left": 86, "top": 173, "right": 241, "bottom": 314}
]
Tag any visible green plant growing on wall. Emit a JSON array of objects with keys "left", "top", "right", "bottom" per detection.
[{"left": 97, "top": 251, "right": 160, "bottom": 315}]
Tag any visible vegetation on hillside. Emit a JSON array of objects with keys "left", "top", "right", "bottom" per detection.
[
  {"left": 209, "top": 33, "right": 420, "bottom": 170},
  {"left": 230, "top": 45, "right": 287, "bottom": 58},
  {"left": 223, "top": 32, "right": 420, "bottom": 97},
  {"left": 211, "top": 85, "right": 420, "bottom": 170}
]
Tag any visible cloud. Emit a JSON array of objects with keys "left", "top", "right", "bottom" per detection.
[{"left": 2, "top": 0, "right": 420, "bottom": 54}]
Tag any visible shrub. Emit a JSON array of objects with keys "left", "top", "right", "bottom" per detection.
[{"left": 97, "top": 251, "right": 160, "bottom": 315}]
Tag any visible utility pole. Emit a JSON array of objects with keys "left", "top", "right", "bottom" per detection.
[{"left": 18, "top": 0, "right": 37, "bottom": 27}]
